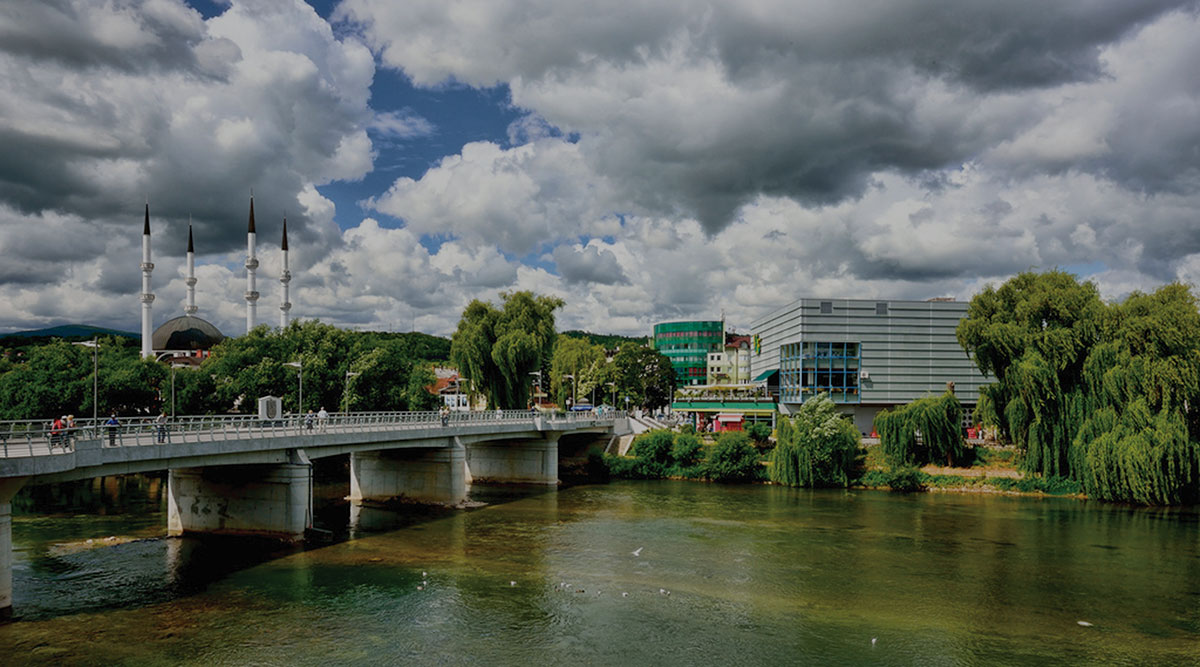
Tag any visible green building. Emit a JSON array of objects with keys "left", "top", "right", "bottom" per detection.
[{"left": 652, "top": 320, "right": 724, "bottom": 385}]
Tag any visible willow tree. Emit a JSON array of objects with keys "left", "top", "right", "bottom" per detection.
[
  {"left": 1071, "top": 284, "right": 1200, "bottom": 504},
  {"left": 956, "top": 270, "right": 1103, "bottom": 476},
  {"left": 769, "top": 393, "right": 860, "bottom": 487},
  {"left": 450, "top": 291, "right": 563, "bottom": 409},
  {"left": 875, "top": 390, "right": 964, "bottom": 467}
]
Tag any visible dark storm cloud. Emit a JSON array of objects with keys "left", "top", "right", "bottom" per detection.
[
  {"left": 347, "top": 0, "right": 1196, "bottom": 235},
  {"left": 0, "top": 0, "right": 210, "bottom": 74},
  {"left": 552, "top": 245, "right": 627, "bottom": 285}
]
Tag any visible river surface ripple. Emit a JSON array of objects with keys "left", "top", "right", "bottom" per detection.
[{"left": 2, "top": 479, "right": 1198, "bottom": 665}]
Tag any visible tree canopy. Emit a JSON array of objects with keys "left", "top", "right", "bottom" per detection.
[
  {"left": 449, "top": 291, "right": 564, "bottom": 409},
  {"left": 957, "top": 271, "right": 1200, "bottom": 504}
]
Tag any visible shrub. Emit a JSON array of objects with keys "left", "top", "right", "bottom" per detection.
[
  {"left": 884, "top": 465, "right": 927, "bottom": 492},
  {"left": 745, "top": 422, "right": 774, "bottom": 453},
  {"left": 769, "top": 394, "right": 861, "bottom": 488},
  {"left": 704, "top": 431, "right": 761, "bottom": 483},
  {"left": 671, "top": 433, "right": 703, "bottom": 468},
  {"left": 631, "top": 430, "right": 675, "bottom": 466},
  {"left": 679, "top": 423, "right": 696, "bottom": 435}
]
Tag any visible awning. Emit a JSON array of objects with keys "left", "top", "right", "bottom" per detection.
[
  {"left": 753, "top": 369, "right": 779, "bottom": 382},
  {"left": 716, "top": 414, "right": 744, "bottom": 422}
]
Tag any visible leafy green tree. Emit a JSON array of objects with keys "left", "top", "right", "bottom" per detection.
[
  {"left": 875, "top": 390, "right": 965, "bottom": 467},
  {"left": 551, "top": 336, "right": 605, "bottom": 407},
  {"left": 671, "top": 433, "right": 704, "bottom": 468},
  {"left": 611, "top": 345, "right": 675, "bottom": 411},
  {"left": 959, "top": 272, "right": 1200, "bottom": 504},
  {"left": 450, "top": 291, "right": 563, "bottom": 409},
  {"left": 956, "top": 270, "right": 1103, "bottom": 475},
  {"left": 704, "top": 431, "right": 761, "bottom": 482},
  {"left": 769, "top": 394, "right": 860, "bottom": 487}
]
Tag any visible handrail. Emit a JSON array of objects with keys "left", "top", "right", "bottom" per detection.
[{"left": 0, "top": 410, "right": 625, "bottom": 459}]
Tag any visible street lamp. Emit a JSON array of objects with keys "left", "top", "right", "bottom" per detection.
[
  {"left": 343, "top": 370, "right": 360, "bottom": 414},
  {"left": 71, "top": 338, "right": 98, "bottom": 424},
  {"left": 284, "top": 361, "right": 303, "bottom": 416},
  {"left": 562, "top": 374, "right": 575, "bottom": 410},
  {"left": 169, "top": 360, "right": 190, "bottom": 418},
  {"left": 605, "top": 381, "right": 616, "bottom": 408},
  {"left": 528, "top": 370, "right": 541, "bottom": 407}
]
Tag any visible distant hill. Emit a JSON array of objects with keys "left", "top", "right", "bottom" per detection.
[
  {"left": 560, "top": 330, "right": 648, "bottom": 349},
  {"left": 0, "top": 324, "right": 139, "bottom": 341}
]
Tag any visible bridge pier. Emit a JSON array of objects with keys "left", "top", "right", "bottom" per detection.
[
  {"left": 167, "top": 461, "right": 312, "bottom": 542},
  {"left": 350, "top": 440, "right": 467, "bottom": 506},
  {"left": 466, "top": 437, "right": 558, "bottom": 485},
  {"left": 0, "top": 477, "right": 28, "bottom": 620}
]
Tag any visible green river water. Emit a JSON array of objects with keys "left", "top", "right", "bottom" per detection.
[{"left": 1, "top": 475, "right": 1198, "bottom": 665}]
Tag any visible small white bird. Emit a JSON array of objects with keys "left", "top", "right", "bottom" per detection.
[
  {"left": 622, "top": 592, "right": 628, "bottom": 598},
  {"left": 417, "top": 586, "right": 424, "bottom": 591},
  {"left": 422, "top": 580, "right": 428, "bottom": 586},
  {"left": 871, "top": 638, "right": 877, "bottom": 647},
  {"left": 510, "top": 581, "right": 517, "bottom": 587},
  {"left": 632, "top": 547, "right": 643, "bottom": 557},
  {"left": 422, "top": 571, "right": 427, "bottom": 577},
  {"left": 1077, "top": 621, "right": 1094, "bottom": 627}
]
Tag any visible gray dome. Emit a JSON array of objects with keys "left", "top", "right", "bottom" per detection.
[{"left": 152, "top": 315, "right": 224, "bottom": 351}]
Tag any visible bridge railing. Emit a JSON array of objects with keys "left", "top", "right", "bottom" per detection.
[{"left": 0, "top": 409, "right": 624, "bottom": 458}]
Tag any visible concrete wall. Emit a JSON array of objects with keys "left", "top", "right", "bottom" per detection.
[
  {"left": 465, "top": 438, "right": 558, "bottom": 485},
  {"left": 349, "top": 442, "right": 467, "bottom": 505},
  {"left": 0, "top": 477, "right": 27, "bottom": 620},
  {"left": 167, "top": 464, "right": 311, "bottom": 541}
]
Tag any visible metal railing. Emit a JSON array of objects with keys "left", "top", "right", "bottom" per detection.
[{"left": 0, "top": 409, "right": 624, "bottom": 459}]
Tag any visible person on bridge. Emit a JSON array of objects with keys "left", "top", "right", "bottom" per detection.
[
  {"left": 50, "top": 416, "right": 65, "bottom": 449},
  {"left": 440, "top": 405, "right": 450, "bottom": 427},
  {"left": 156, "top": 411, "right": 168, "bottom": 443},
  {"left": 317, "top": 407, "right": 329, "bottom": 432},
  {"left": 104, "top": 413, "right": 120, "bottom": 447},
  {"left": 304, "top": 409, "right": 315, "bottom": 431}
]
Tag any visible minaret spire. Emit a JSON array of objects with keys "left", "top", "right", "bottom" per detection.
[
  {"left": 184, "top": 218, "right": 197, "bottom": 316},
  {"left": 279, "top": 217, "right": 292, "bottom": 328},
  {"left": 245, "top": 196, "right": 259, "bottom": 333},
  {"left": 140, "top": 203, "right": 155, "bottom": 359}
]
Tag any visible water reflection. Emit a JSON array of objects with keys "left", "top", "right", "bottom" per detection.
[{"left": 2, "top": 479, "right": 1199, "bottom": 665}]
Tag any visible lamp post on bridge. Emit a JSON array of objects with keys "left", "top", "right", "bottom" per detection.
[
  {"left": 71, "top": 338, "right": 99, "bottom": 425},
  {"left": 343, "top": 371, "right": 360, "bottom": 414},
  {"left": 562, "top": 374, "right": 574, "bottom": 411},
  {"left": 528, "top": 370, "right": 541, "bottom": 408},
  {"left": 605, "top": 382, "right": 615, "bottom": 409},
  {"left": 284, "top": 361, "right": 303, "bottom": 418}
]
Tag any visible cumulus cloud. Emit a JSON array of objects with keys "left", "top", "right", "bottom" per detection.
[
  {"left": 552, "top": 243, "right": 627, "bottom": 285},
  {"left": 0, "top": 0, "right": 374, "bottom": 270},
  {"left": 338, "top": 0, "right": 1195, "bottom": 233}
]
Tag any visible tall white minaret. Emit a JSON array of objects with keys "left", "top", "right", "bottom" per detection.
[
  {"left": 279, "top": 217, "right": 291, "bottom": 328},
  {"left": 140, "top": 204, "right": 155, "bottom": 359},
  {"left": 244, "top": 196, "right": 259, "bottom": 333},
  {"left": 184, "top": 220, "right": 197, "bottom": 316}
]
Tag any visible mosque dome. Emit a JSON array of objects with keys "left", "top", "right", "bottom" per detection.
[{"left": 152, "top": 315, "right": 225, "bottom": 351}]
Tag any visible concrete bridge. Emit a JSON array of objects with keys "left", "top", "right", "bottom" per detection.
[{"left": 0, "top": 409, "right": 630, "bottom": 619}]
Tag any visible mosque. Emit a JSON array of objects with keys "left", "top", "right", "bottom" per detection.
[{"left": 139, "top": 197, "right": 292, "bottom": 362}]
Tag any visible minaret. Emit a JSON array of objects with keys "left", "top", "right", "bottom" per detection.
[
  {"left": 184, "top": 220, "right": 197, "bottom": 316},
  {"left": 140, "top": 204, "right": 155, "bottom": 359},
  {"left": 279, "top": 217, "right": 292, "bottom": 328},
  {"left": 244, "top": 196, "right": 259, "bottom": 333}
]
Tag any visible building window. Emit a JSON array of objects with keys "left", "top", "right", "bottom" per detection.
[
  {"left": 820, "top": 301, "right": 833, "bottom": 314},
  {"left": 876, "top": 302, "right": 888, "bottom": 315},
  {"left": 779, "top": 341, "right": 860, "bottom": 404}
]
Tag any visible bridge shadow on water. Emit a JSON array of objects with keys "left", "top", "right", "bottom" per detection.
[{"left": 9, "top": 454, "right": 561, "bottom": 622}]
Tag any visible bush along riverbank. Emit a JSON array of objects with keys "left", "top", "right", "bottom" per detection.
[{"left": 601, "top": 399, "right": 1084, "bottom": 498}]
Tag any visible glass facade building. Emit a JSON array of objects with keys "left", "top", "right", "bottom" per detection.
[
  {"left": 652, "top": 320, "right": 724, "bottom": 385},
  {"left": 751, "top": 298, "right": 986, "bottom": 434}
]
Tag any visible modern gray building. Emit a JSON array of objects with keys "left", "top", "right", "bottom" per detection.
[{"left": 750, "top": 298, "right": 986, "bottom": 435}]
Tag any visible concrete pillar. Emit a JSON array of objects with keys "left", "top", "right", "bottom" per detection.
[
  {"left": 0, "top": 477, "right": 28, "bottom": 621},
  {"left": 167, "top": 463, "right": 311, "bottom": 542},
  {"left": 465, "top": 437, "right": 558, "bottom": 485},
  {"left": 350, "top": 441, "right": 466, "bottom": 506}
]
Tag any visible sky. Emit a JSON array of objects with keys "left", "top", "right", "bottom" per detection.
[{"left": 1, "top": 0, "right": 1199, "bottom": 338}]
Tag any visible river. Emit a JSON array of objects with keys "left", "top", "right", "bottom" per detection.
[{"left": 1, "top": 474, "right": 1198, "bottom": 665}]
